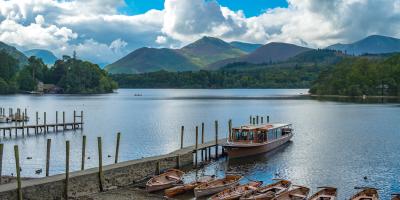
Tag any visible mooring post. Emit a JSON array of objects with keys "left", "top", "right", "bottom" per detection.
[
  {"left": 63, "top": 111, "right": 65, "bottom": 130},
  {"left": 24, "top": 108, "right": 27, "bottom": 118},
  {"left": 228, "top": 119, "right": 232, "bottom": 141},
  {"left": 195, "top": 126, "right": 199, "bottom": 168},
  {"left": 97, "top": 137, "right": 104, "bottom": 191},
  {"left": 252, "top": 117, "right": 255, "bottom": 125},
  {"left": 249, "top": 115, "right": 252, "bottom": 124},
  {"left": 256, "top": 116, "right": 259, "bottom": 124},
  {"left": 35, "top": 112, "right": 38, "bottom": 134},
  {"left": 14, "top": 145, "right": 22, "bottom": 200},
  {"left": 0, "top": 143, "right": 3, "bottom": 184},
  {"left": 44, "top": 112, "right": 47, "bottom": 134},
  {"left": 267, "top": 116, "right": 270, "bottom": 123},
  {"left": 21, "top": 113, "right": 25, "bottom": 136},
  {"left": 46, "top": 139, "right": 51, "bottom": 177},
  {"left": 156, "top": 161, "right": 161, "bottom": 175},
  {"left": 176, "top": 155, "right": 180, "bottom": 169},
  {"left": 81, "top": 135, "right": 86, "bottom": 170},
  {"left": 180, "top": 126, "right": 184, "bottom": 149},
  {"left": 261, "top": 116, "right": 264, "bottom": 124},
  {"left": 215, "top": 120, "right": 219, "bottom": 159},
  {"left": 81, "top": 110, "right": 83, "bottom": 129},
  {"left": 55, "top": 111, "right": 58, "bottom": 132},
  {"left": 201, "top": 123, "right": 204, "bottom": 161},
  {"left": 115, "top": 132, "right": 121, "bottom": 164},
  {"left": 65, "top": 141, "right": 70, "bottom": 199},
  {"left": 73, "top": 111, "right": 76, "bottom": 130}
]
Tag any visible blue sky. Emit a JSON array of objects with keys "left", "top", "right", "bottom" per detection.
[{"left": 119, "top": 0, "right": 288, "bottom": 17}]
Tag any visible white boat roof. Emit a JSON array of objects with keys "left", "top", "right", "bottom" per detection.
[{"left": 234, "top": 123, "right": 291, "bottom": 130}]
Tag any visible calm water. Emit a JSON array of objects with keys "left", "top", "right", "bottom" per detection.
[{"left": 0, "top": 89, "right": 399, "bottom": 199}]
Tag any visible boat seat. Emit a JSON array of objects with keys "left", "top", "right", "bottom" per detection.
[
  {"left": 166, "top": 175, "right": 180, "bottom": 180},
  {"left": 290, "top": 193, "right": 307, "bottom": 199}
]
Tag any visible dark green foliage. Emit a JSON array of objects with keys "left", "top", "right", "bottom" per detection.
[
  {"left": 0, "top": 51, "right": 19, "bottom": 94},
  {"left": 310, "top": 54, "right": 400, "bottom": 96}
]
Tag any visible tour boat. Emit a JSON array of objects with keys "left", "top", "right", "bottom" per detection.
[
  {"left": 146, "top": 169, "right": 184, "bottom": 192},
  {"left": 349, "top": 188, "right": 379, "bottom": 200},
  {"left": 240, "top": 179, "right": 292, "bottom": 200},
  {"left": 209, "top": 181, "right": 263, "bottom": 200},
  {"left": 223, "top": 123, "right": 293, "bottom": 158},
  {"left": 308, "top": 187, "right": 337, "bottom": 200},
  {"left": 164, "top": 175, "right": 215, "bottom": 197},
  {"left": 194, "top": 175, "right": 242, "bottom": 198},
  {"left": 272, "top": 185, "right": 310, "bottom": 200}
]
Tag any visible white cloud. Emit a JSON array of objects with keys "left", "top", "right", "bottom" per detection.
[{"left": 1, "top": 0, "right": 400, "bottom": 64}]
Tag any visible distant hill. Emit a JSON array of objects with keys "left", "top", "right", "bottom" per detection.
[
  {"left": 209, "top": 42, "right": 312, "bottom": 69},
  {"left": 326, "top": 35, "right": 400, "bottom": 55},
  {"left": 0, "top": 41, "right": 28, "bottom": 66},
  {"left": 178, "top": 36, "right": 246, "bottom": 66},
  {"left": 24, "top": 49, "right": 58, "bottom": 65},
  {"left": 229, "top": 41, "right": 263, "bottom": 53},
  {"left": 105, "top": 47, "right": 200, "bottom": 74}
]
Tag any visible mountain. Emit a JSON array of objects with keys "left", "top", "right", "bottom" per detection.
[
  {"left": 24, "top": 49, "right": 58, "bottom": 65},
  {"left": 105, "top": 47, "right": 200, "bottom": 74},
  {"left": 0, "top": 41, "right": 28, "bottom": 66},
  {"left": 178, "top": 36, "right": 246, "bottom": 66},
  {"left": 209, "top": 42, "right": 312, "bottom": 69},
  {"left": 326, "top": 35, "right": 400, "bottom": 55},
  {"left": 229, "top": 41, "right": 263, "bottom": 53}
]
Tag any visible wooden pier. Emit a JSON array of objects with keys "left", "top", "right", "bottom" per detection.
[{"left": 0, "top": 110, "right": 83, "bottom": 138}]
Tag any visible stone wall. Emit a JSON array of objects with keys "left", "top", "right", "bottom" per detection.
[{"left": 0, "top": 151, "right": 193, "bottom": 200}]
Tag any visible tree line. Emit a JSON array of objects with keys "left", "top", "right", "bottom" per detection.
[{"left": 0, "top": 51, "right": 117, "bottom": 94}]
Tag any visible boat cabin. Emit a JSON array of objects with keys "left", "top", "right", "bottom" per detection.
[{"left": 229, "top": 123, "right": 292, "bottom": 143}]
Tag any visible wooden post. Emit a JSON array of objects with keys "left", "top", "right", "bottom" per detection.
[
  {"left": 35, "top": 112, "right": 38, "bottom": 134},
  {"left": 63, "top": 111, "right": 65, "bottom": 130},
  {"left": 24, "top": 108, "right": 27, "bottom": 118},
  {"left": 201, "top": 123, "right": 204, "bottom": 161},
  {"left": 215, "top": 120, "right": 218, "bottom": 159},
  {"left": 180, "top": 126, "right": 184, "bottom": 149},
  {"left": 81, "top": 111, "right": 83, "bottom": 129},
  {"left": 73, "top": 111, "right": 76, "bottom": 130},
  {"left": 156, "top": 161, "right": 161, "bottom": 175},
  {"left": 256, "top": 116, "right": 259, "bottom": 124},
  {"left": 267, "top": 116, "right": 270, "bottom": 123},
  {"left": 14, "top": 145, "right": 22, "bottom": 200},
  {"left": 44, "top": 112, "right": 47, "bottom": 133},
  {"left": 249, "top": 115, "right": 252, "bottom": 124},
  {"left": 261, "top": 117, "right": 264, "bottom": 124},
  {"left": 21, "top": 113, "right": 25, "bottom": 136},
  {"left": 115, "top": 132, "right": 121, "bottom": 164},
  {"left": 252, "top": 117, "right": 255, "bottom": 125},
  {"left": 65, "top": 141, "right": 70, "bottom": 199},
  {"left": 81, "top": 135, "right": 86, "bottom": 170},
  {"left": 46, "top": 139, "right": 51, "bottom": 177},
  {"left": 55, "top": 111, "right": 58, "bottom": 132},
  {"left": 228, "top": 119, "right": 232, "bottom": 141},
  {"left": 97, "top": 137, "right": 104, "bottom": 191},
  {"left": 194, "top": 126, "right": 198, "bottom": 168},
  {"left": 0, "top": 143, "right": 3, "bottom": 184}
]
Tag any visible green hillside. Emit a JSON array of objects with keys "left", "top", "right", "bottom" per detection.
[
  {"left": 105, "top": 47, "right": 200, "bottom": 74},
  {"left": 0, "top": 41, "right": 28, "bottom": 66}
]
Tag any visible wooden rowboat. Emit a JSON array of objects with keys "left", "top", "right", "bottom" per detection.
[
  {"left": 146, "top": 169, "right": 184, "bottom": 192},
  {"left": 164, "top": 175, "right": 215, "bottom": 197},
  {"left": 349, "top": 188, "right": 379, "bottom": 200},
  {"left": 392, "top": 194, "right": 400, "bottom": 200},
  {"left": 308, "top": 187, "right": 337, "bottom": 200},
  {"left": 209, "top": 181, "right": 263, "bottom": 200},
  {"left": 240, "top": 179, "right": 292, "bottom": 200},
  {"left": 194, "top": 175, "right": 243, "bottom": 198},
  {"left": 272, "top": 185, "right": 310, "bottom": 200}
]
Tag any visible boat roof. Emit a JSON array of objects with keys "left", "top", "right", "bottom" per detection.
[{"left": 233, "top": 123, "right": 291, "bottom": 131}]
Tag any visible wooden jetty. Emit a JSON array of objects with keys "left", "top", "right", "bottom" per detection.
[{"left": 0, "top": 110, "right": 83, "bottom": 138}]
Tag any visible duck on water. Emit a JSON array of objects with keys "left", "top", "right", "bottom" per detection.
[{"left": 222, "top": 123, "right": 294, "bottom": 158}]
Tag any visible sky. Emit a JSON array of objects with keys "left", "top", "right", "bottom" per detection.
[{"left": 1, "top": 0, "right": 400, "bottom": 65}]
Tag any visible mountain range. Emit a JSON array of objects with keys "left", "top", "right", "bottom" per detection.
[
  {"left": 0, "top": 41, "right": 28, "bottom": 66},
  {"left": 326, "top": 35, "right": 400, "bottom": 55},
  {"left": 23, "top": 49, "right": 58, "bottom": 65}
]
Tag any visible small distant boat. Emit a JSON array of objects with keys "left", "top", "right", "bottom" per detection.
[
  {"left": 209, "top": 181, "right": 263, "bottom": 200},
  {"left": 350, "top": 188, "right": 379, "bottom": 200},
  {"left": 164, "top": 175, "right": 215, "bottom": 198},
  {"left": 392, "top": 194, "right": 400, "bottom": 200},
  {"left": 0, "top": 116, "right": 8, "bottom": 123},
  {"left": 273, "top": 185, "right": 310, "bottom": 200},
  {"left": 194, "top": 175, "right": 242, "bottom": 198},
  {"left": 222, "top": 123, "right": 294, "bottom": 158},
  {"left": 308, "top": 187, "right": 337, "bottom": 200},
  {"left": 241, "top": 179, "right": 292, "bottom": 200},
  {"left": 146, "top": 169, "right": 184, "bottom": 192}
]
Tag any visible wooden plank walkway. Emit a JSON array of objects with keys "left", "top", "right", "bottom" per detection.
[{"left": 0, "top": 122, "right": 84, "bottom": 138}]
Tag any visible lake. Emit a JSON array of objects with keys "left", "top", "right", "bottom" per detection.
[{"left": 0, "top": 89, "right": 399, "bottom": 199}]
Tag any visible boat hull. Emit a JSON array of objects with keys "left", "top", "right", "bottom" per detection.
[{"left": 223, "top": 134, "right": 293, "bottom": 159}]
